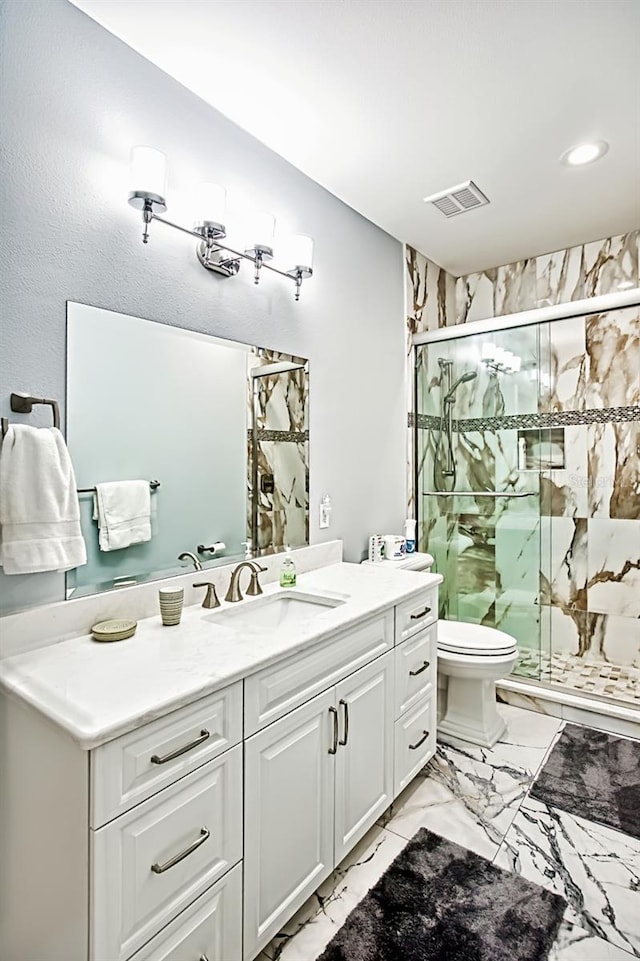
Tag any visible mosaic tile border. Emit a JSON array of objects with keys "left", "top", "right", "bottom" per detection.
[
  {"left": 249, "top": 429, "right": 309, "bottom": 443},
  {"left": 414, "top": 405, "right": 640, "bottom": 432}
]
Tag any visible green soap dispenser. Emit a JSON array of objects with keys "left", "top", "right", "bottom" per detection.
[{"left": 279, "top": 551, "right": 297, "bottom": 587}]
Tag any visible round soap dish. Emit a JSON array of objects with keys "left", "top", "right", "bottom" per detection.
[{"left": 91, "top": 618, "right": 137, "bottom": 642}]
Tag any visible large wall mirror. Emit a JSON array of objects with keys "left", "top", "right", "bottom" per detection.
[{"left": 66, "top": 303, "right": 309, "bottom": 598}]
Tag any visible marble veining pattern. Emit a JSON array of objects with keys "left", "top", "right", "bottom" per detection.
[
  {"left": 495, "top": 798, "right": 640, "bottom": 956},
  {"left": 263, "top": 705, "right": 640, "bottom": 961},
  {"left": 247, "top": 353, "right": 309, "bottom": 552}
]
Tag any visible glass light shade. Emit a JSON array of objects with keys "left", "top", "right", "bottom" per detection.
[
  {"left": 245, "top": 210, "right": 275, "bottom": 255},
  {"left": 289, "top": 233, "right": 314, "bottom": 272},
  {"left": 493, "top": 347, "right": 507, "bottom": 368},
  {"left": 195, "top": 182, "right": 226, "bottom": 230},
  {"left": 128, "top": 146, "right": 167, "bottom": 206}
]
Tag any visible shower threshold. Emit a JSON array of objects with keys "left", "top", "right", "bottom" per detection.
[{"left": 497, "top": 676, "right": 640, "bottom": 740}]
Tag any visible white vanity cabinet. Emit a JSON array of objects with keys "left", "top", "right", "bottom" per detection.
[
  {"left": 243, "top": 649, "right": 394, "bottom": 958},
  {"left": 0, "top": 570, "right": 440, "bottom": 961},
  {"left": 0, "top": 682, "right": 244, "bottom": 961}
]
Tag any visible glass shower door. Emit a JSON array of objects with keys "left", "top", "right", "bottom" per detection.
[{"left": 415, "top": 322, "right": 544, "bottom": 679}]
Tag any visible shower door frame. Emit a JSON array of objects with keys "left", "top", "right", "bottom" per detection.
[
  {"left": 412, "top": 285, "right": 640, "bottom": 704},
  {"left": 412, "top": 285, "right": 640, "bottom": 535}
]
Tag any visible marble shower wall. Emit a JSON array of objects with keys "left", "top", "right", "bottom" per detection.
[
  {"left": 407, "top": 232, "right": 640, "bottom": 692},
  {"left": 454, "top": 232, "right": 639, "bottom": 325},
  {"left": 539, "top": 306, "right": 640, "bottom": 672},
  {"left": 406, "top": 247, "right": 456, "bottom": 519},
  {"left": 247, "top": 353, "right": 309, "bottom": 554}
]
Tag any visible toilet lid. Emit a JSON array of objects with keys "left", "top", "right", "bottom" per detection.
[{"left": 438, "top": 619, "right": 517, "bottom": 656}]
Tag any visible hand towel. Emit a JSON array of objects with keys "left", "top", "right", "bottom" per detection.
[
  {"left": 93, "top": 480, "right": 151, "bottom": 551},
  {"left": 0, "top": 425, "right": 87, "bottom": 574}
]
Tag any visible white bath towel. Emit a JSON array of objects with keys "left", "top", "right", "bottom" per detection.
[
  {"left": 0, "top": 425, "right": 87, "bottom": 574},
  {"left": 93, "top": 480, "right": 151, "bottom": 551}
]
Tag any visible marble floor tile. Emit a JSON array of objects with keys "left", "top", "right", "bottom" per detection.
[
  {"left": 381, "top": 705, "right": 563, "bottom": 861},
  {"left": 550, "top": 920, "right": 637, "bottom": 960},
  {"left": 263, "top": 824, "right": 407, "bottom": 961},
  {"left": 495, "top": 798, "right": 640, "bottom": 957},
  {"left": 263, "top": 707, "right": 639, "bottom": 961}
]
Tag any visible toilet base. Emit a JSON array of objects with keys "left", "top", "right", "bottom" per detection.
[{"left": 437, "top": 675, "right": 506, "bottom": 748}]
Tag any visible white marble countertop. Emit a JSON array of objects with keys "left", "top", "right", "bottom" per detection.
[{"left": 0, "top": 562, "right": 441, "bottom": 750}]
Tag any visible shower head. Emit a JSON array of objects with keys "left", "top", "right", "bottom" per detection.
[{"left": 443, "top": 369, "right": 477, "bottom": 403}]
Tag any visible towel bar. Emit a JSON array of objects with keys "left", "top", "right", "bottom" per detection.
[
  {"left": 1, "top": 393, "right": 61, "bottom": 438},
  {"left": 77, "top": 480, "right": 161, "bottom": 494}
]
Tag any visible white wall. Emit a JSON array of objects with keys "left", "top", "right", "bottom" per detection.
[{"left": 0, "top": 0, "right": 406, "bottom": 614}]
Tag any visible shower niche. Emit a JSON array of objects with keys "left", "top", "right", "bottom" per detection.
[{"left": 517, "top": 428, "right": 565, "bottom": 471}]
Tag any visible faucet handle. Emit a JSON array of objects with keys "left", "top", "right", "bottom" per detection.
[
  {"left": 192, "top": 582, "right": 221, "bottom": 609},
  {"left": 246, "top": 563, "right": 266, "bottom": 596}
]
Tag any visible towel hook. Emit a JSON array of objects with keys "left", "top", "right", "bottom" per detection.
[{"left": 1, "top": 393, "right": 61, "bottom": 438}]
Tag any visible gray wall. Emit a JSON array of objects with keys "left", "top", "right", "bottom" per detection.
[{"left": 0, "top": 0, "right": 406, "bottom": 613}]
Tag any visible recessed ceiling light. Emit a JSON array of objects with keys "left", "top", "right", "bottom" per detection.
[{"left": 561, "top": 141, "right": 609, "bottom": 166}]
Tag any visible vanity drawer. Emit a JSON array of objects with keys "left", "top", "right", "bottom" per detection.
[
  {"left": 128, "top": 862, "right": 242, "bottom": 961},
  {"left": 244, "top": 611, "right": 393, "bottom": 736},
  {"left": 393, "top": 694, "right": 436, "bottom": 798},
  {"left": 394, "top": 588, "right": 437, "bottom": 646},
  {"left": 91, "top": 744, "right": 242, "bottom": 961},
  {"left": 394, "top": 623, "right": 437, "bottom": 718},
  {"left": 91, "top": 682, "right": 243, "bottom": 827}
]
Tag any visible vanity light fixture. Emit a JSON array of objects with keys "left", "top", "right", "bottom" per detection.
[
  {"left": 481, "top": 343, "right": 521, "bottom": 374},
  {"left": 127, "top": 145, "right": 314, "bottom": 301}
]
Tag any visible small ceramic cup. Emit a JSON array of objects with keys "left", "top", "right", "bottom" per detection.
[{"left": 158, "top": 586, "right": 184, "bottom": 626}]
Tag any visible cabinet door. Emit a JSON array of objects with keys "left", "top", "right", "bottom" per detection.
[
  {"left": 334, "top": 651, "right": 394, "bottom": 864},
  {"left": 243, "top": 688, "right": 335, "bottom": 961}
]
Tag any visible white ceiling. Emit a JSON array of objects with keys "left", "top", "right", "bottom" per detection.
[{"left": 71, "top": 0, "right": 640, "bottom": 276}]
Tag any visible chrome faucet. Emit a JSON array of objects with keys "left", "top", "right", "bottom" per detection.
[
  {"left": 178, "top": 551, "right": 202, "bottom": 571},
  {"left": 193, "top": 582, "right": 220, "bottom": 608},
  {"left": 225, "top": 561, "right": 267, "bottom": 603}
]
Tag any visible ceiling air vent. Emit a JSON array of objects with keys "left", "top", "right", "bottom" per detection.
[{"left": 424, "top": 180, "right": 490, "bottom": 218}]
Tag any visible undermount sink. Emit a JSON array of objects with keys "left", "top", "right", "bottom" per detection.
[{"left": 204, "top": 590, "right": 347, "bottom": 632}]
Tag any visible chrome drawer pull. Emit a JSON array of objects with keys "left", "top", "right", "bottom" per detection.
[
  {"left": 410, "top": 606, "right": 431, "bottom": 621},
  {"left": 409, "top": 730, "right": 430, "bottom": 751},
  {"left": 328, "top": 706, "right": 339, "bottom": 754},
  {"left": 409, "top": 660, "right": 430, "bottom": 677},
  {"left": 150, "top": 729, "right": 210, "bottom": 764},
  {"left": 151, "top": 827, "right": 210, "bottom": 874},
  {"left": 338, "top": 699, "right": 349, "bottom": 746}
]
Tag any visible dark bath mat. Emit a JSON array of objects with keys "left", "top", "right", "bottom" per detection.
[
  {"left": 317, "top": 828, "right": 566, "bottom": 961},
  {"left": 529, "top": 723, "right": 640, "bottom": 840}
]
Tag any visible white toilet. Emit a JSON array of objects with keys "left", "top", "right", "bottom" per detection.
[
  {"left": 437, "top": 620, "right": 518, "bottom": 747},
  {"left": 364, "top": 551, "right": 518, "bottom": 748}
]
